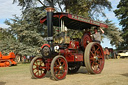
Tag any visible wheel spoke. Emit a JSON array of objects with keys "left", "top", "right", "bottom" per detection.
[
  {"left": 90, "top": 57, "right": 95, "bottom": 61},
  {"left": 57, "top": 70, "right": 61, "bottom": 76},
  {"left": 98, "top": 56, "right": 103, "bottom": 59},
  {"left": 41, "top": 70, "right": 43, "bottom": 74},
  {"left": 55, "top": 62, "right": 57, "bottom": 66},
  {"left": 33, "top": 68, "right": 36, "bottom": 70},
  {"left": 92, "top": 46, "right": 96, "bottom": 51},
  {"left": 98, "top": 64, "right": 101, "bottom": 69},
  {"left": 90, "top": 51, "right": 95, "bottom": 56},
  {"left": 39, "top": 61, "right": 43, "bottom": 65},
  {"left": 62, "top": 62, "right": 65, "bottom": 66},
  {"left": 91, "top": 62, "right": 94, "bottom": 67},
  {"left": 57, "top": 59, "right": 61, "bottom": 65},
  {"left": 34, "top": 70, "right": 38, "bottom": 74},
  {"left": 95, "top": 47, "right": 100, "bottom": 54},
  {"left": 54, "top": 66, "right": 59, "bottom": 70},
  {"left": 38, "top": 70, "right": 39, "bottom": 76}
]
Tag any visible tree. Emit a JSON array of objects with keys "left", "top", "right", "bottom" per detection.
[
  {"left": 13, "top": 0, "right": 112, "bottom": 18},
  {"left": 114, "top": 0, "right": 128, "bottom": 49},
  {"left": 5, "top": 8, "right": 46, "bottom": 46},
  {"left": 0, "top": 28, "right": 18, "bottom": 54},
  {"left": 68, "top": 0, "right": 112, "bottom": 17},
  {"left": 2, "top": 8, "right": 47, "bottom": 56},
  {"left": 103, "top": 19, "right": 124, "bottom": 48}
]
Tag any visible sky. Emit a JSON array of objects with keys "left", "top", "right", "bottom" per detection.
[{"left": 0, "top": 0, "right": 121, "bottom": 49}]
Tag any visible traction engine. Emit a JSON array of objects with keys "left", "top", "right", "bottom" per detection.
[{"left": 30, "top": 7, "right": 108, "bottom": 80}]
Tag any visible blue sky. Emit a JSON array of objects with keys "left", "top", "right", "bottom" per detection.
[
  {"left": 0, "top": 0, "right": 121, "bottom": 49},
  {"left": 101, "top": 0, "right": 121, "bottom": 49}
]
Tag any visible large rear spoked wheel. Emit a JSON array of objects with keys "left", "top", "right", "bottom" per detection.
[
  {"left": 84, "top": 42, "right": 105, "bottom": 74},
  {"left": 51, "top": 55, "right": 68, "bottom": 80},
  {"left": 30, "top": 56, "right": 47, "bottom": 79}
]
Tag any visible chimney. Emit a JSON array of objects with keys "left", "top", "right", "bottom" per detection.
[{"left": 45, "top": 7, "right": 55, "bottom": 43}]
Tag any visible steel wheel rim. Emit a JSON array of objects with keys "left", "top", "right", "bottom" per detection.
[
  {"left": 32, "top": 58, "right": 47, "bottom": 78},
  {"left": 53, "top": 57, "right": 68, "bottom": 80},
  {"left": 89, "top": 43, "right": 104, "bottom": 73}
]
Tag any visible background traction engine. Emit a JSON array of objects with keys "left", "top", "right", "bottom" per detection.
[
  {"left": 30, "top": 7, "right": 107, "bottom": 80},
  {"left": 0, "top": 52, "right": 17, "bottom": 67}
]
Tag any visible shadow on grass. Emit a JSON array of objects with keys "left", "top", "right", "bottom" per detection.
[
  {"left": 68, "top": 67, "right": 88, "bottom": 75},
  {"left": 0, "top": 82, "right": 6, "bottom": 85},
  {"left": 121, "top": 73, "right": 128, "bottom": 77},
  {"left": 31, "top": 67, "right": 89, "bottom": 80}
]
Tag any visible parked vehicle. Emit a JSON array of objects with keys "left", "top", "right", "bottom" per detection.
[
  {"left": 30, "top": 7, "right": 108, "bottom": 80},
  {"left": 0, "top": 52, "right": 17, "bottom": 67},
  {"left": 116, "top": 50, "right": 128, "bottom": 59}
]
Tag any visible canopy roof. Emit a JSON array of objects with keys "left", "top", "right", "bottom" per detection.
[{"left": 40, "top": 13, "right": 108, "bottom": 30}]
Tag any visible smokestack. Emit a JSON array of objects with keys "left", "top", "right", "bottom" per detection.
[{"left": 45, "top": 7, "right": 55, "bottom": 43}]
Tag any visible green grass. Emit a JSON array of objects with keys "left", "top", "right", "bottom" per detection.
[{"left": 0, "top": 63, "right": 30, "bottom": 77}]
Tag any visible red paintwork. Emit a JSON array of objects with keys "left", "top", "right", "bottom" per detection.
[
  {"left": 59, "top": 49, "right": 75, "bottom": 62},
  {"left": 74, "top": 53, "right": 83, "bottom": 62},
  {"left": 45, "top": 59, "right": 52, "bottom": 71},
  {"left": 59, "top": 42, "right": 84, "bottom": 62},
  {"left": 0, "top": 52, "right": 17, "bottom": 67},
  {"left": 65, "top": 54, "right": 75, "bottom": 62},
  {"left": 68, "top": 40, "right": 79, "bottom": 49},
  {"left": 41, "top": 44, "right": 51, "bottom": 48},
  {"left": 40, "top": 13, "right": 108, "bottom": 28}
]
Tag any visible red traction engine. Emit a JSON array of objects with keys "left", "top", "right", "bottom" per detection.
[
  {"left": 30, "top": 7, "right": 108, "bottom": 80},
  {"left": 0, "top": 52, "right": 17, "bottom": 67}
]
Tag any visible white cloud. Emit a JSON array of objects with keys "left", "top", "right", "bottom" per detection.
[{"left": 0, "top": 0, "right": 22, "bottom": 19}]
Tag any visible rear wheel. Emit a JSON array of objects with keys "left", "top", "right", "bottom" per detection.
[
  {"left": 81, "top": 34, "right": 92, "bottom": 48},
  {"left": 30, "top": 56, "right": 47, "bottom": 79},
  {"left": 51, "top": 55, "right": 68, "bottom": 80},
  {"left": 84, "top": 42, "right": 105, "bottom": 74}
]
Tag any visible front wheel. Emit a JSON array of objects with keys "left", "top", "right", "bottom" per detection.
[
  {"left": 51, "top": 55, "right": 68, "bottom": 80},
  {"left": 84, "top": 42, "right": 105, "bottom": 74},
  {"left": 30, "top": 56, "right": 47, "bottom": 79}
]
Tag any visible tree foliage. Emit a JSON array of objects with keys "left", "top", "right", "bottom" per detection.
[
  {"left": 13, "top": 0, "right": 112, "bottom": 18},
  {"left": 114, "top": 0, "right": 128, "bottom": 49},
  {"left": 0, "top": 8, "right": 47, "bottom": 56},
  {"left": 103, "top": 19, "right": 124, "bottom": 48}
]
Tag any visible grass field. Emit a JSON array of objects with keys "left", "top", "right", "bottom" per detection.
[
  {"left": 0, "top": 63, "right": 30, "bottom": 76},
  {"left": 0, "top": 59, "right": 128, "bottom": 85}
]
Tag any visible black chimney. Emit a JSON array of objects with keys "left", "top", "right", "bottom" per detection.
[{"left": 45, "top": 7, "right": 55, "bottom": 43}]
